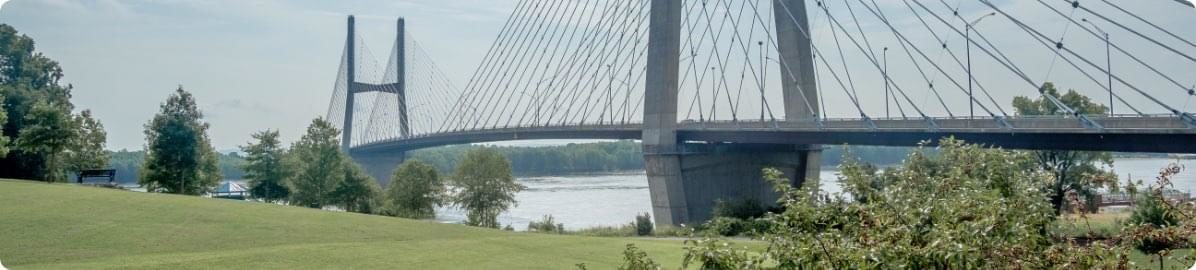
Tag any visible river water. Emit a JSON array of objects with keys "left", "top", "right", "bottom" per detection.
[{"left": 435, "top": 158, "right": 1195, "bottom": 230}]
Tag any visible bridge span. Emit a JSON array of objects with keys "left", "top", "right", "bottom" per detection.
[
  {"left": 330, "top": 0, "right": 1196, "bottom": 225},
  {"left": 352, "top": 116, "right": 1196, "bottom": 154}
]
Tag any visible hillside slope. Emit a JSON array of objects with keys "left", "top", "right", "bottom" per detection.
[{"left": 0, "top": 180, "right": 690, "bottom": 269}]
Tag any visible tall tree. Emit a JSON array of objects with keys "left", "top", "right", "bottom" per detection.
[
  {"left": 0, "top": 94, "right": 7, "bottom": 158},
  {"left": 287, "top": 118, "right": 345, "bottom": 208},
  {"left": 332, "top": 161, "right": 381, "bottom": 214},
  {"left": 0, "top": 24, "right": 78, "bottom": 180},
  {"left": 450, "top": 148, "right": 523, "bottom": 228},
  {"left": 384, "top": 160, "right": 445, "bottom": 219},
  {"left": 240, "top": 130, "right": 290, "bottom": 203},
  {"left": 1012, "top": 82, "right": 1116, "bottom": 214},
  {"left": 63, "top": 110, "right": 109, "bottom": 173},
  {"left": 141, "top": 87, "right": 221, "bottom": 195},
  {"left": 15, "top": 100, "right": 77, "bottom": 182}
]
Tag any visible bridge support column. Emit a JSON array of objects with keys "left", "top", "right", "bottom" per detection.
[
  {"left": 350, "top": 150, "right": 406, "bottom": 188},
  {"left": 644, "top": 0, "right": 821, "bottom": 226},
  {"left": 647, "top": 144, "right": 819, "bottom": 225}
]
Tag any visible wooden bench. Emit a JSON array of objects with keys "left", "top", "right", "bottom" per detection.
[{"left": 77, "top": 169, "right": 116, "bottom": 184}]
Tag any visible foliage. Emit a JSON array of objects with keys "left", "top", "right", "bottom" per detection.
[
  {"left": 15, "top": 100, "right": 77, "bottom": 182},
  {"left": 140, "top": 87, "right": 221, "bottom": 195},
  {"left": 63, "top": 110, "right": 108, "bottom": 173},
  {"left": 286, "top": 118, "right": 346, "bottom": 208},
  {"left": 635, "top": 212, "right": 654, "bottom": 236},
  {"left": 1122, "top": 163, "right": 1192, "bottom": 269},
  {"left": 1013, "top": 82, "right": 1116, "bottom": 214},
  {"left": 0, "top": 94, "right": 6, "bottom": 157},
  {"left": 331, "top": 161, "right": 381, "bottom": 214},
  {"left": 240, "top": 130, "right": 290, "bottom": 203},
  {"left": 712, "top": 198, "right": 768, "bottom": 220},
  {"left": 383, "top": 160, "right": 445, "bottom": 219},
  {"left": 528, "top": 214, "right": 566, "bottom": 233},
  {"left": 616, "top": 139, "right": 1103, "bottom": 268},
  {"left": 681, "top": 238, "right": 763, "bottom": 270},
  {"left": 0, "top": 24, "right": 78, "bottom": 181},
  {"left": 106, "top": 150, "right": 243, "bottom": 184},
  {"left": 410, "top": 142, "right": 918, "bottom": 176},
  {"left": 449, "top": 148, "right": 524, "bottom": 228},
  {"left": 700, "top": 217, "right": 771, "bottom": 237},
  {"left": 617, "top": 244, "right": 661, "bottom": 270},
  {"left": 1128, "top": 190, "right": 1180, "bottom": 228},
  {"left": 410, "top": 141, "right": 643, "bottom": 176}
]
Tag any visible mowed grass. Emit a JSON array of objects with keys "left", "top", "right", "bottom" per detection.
[{"left": 0, "top": 179, "right": 702, "bottom": 269}]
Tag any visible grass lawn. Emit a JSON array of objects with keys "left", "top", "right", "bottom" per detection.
[{"left": 0, "top": 179, "right": 710, "bottom": 269}]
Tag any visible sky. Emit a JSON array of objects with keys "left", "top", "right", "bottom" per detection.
[{"left": 0, "top": 0, "right": 1194, "bottom": 151}]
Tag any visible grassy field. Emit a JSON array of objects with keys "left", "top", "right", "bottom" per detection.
[{"left": 0, "top": 179, "right": 705, "bottom": 269}]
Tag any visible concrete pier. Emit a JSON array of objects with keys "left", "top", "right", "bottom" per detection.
[{"left": 642, "top": 0, "right": 820, "bottom": 226}]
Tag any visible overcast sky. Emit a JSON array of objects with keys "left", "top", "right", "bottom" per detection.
[{"left": 0, "top": 0, "right": 1193, "bottom": 151}]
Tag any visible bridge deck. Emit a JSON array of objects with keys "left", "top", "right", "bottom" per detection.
[{"left": 351, "top": 116, "right": 1196, "bottom": 154}]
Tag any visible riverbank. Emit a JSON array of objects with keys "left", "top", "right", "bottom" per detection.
[{"left": 0, "top": 179, "right": 708, "bottom": 269}]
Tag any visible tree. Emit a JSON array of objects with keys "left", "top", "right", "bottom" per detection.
[
  {"left": 63, "top": 110, "right": 109, "bottom": 173},
  {"left": 0, "top": 94, "right": 7, "bottom": 158},
  {"left": 450, "top": 148, "right": 523, "bottom": 228},
  {"left": 240, "top": 130, "right": 290, "bottom": 203},
  {"left": 287, "top": 118, "right": 345, "bottom": 208},
  {"left": 1012, "top": 82, "right": 1116, "bottom": 214},
  {"left": 384, "top": 160, "right": 445, "bottom": 219},
  {"left": 0, "top": 24, "right": 78, "bottom": 181},
  {"left": 15, "top": 100, "right": 78, "bottom": 182},
  {"left": 141, "top": 87, "right": 221, "bottom": 195},
  {"left": 331, "top": 161, "right": 381, "bottom": 214}
]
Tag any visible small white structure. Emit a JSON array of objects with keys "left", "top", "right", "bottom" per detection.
[{"left": 210, "top": 181, "right": 249, "bottom": 200}]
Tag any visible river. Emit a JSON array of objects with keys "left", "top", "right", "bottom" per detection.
[{"left": 435, "top": 158, "right": 1195, "bottom": 230}]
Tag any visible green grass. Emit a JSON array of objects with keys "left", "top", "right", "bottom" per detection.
[{"left": 0, "top": 179, "right": 708, "bottom": 269}]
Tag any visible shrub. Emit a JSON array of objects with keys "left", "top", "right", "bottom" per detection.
[
  {"left": 712, "top": 198, "right": 767, "bottom": 220},
  {"left": 617, "top": 244, "right": 660, "bottom": 270},
  {"left": 634, "top": 212, "right": 654, "bottom": 236},
  {"left": 528, "top": 214, "right": 565, "bottom": 233}
]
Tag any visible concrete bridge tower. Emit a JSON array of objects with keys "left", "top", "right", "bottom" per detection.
[
  {"left": 643, "top": 0, "right": 821, "bottom": 226},
  {"left": 345, "top": 16, "right": 411, "bottom": 186}
]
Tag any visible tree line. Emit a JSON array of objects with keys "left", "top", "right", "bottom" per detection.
[
  {"left": 108, "top": 149, "right": 245, "bottom": 183},
  {"left": 409, "top": 141, "right": 919, "bottom": 177},
  {"left": 0, "top": 24, "right": 108, "bottom": 183}
]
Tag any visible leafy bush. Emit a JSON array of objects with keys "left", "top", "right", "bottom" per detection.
[
  {"left": 528, "top": 214, "right": 565, "bottom": 233},
  {"left": 634, "top": 212, "right": 653, "bottom": 236},
  {"left": 617, "top": 244, "right": 660, "bottom": 270},
  {"left": 1128, "top": 191, "right": 1180, "bottom": 228},
  {"left": 711, "top": 198, "right": 767, "bottom": 220}
]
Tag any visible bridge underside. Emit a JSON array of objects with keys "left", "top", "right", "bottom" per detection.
[
  {"left": 352, "top": 117, "right": 1196, "bottom": 155},
  {"left": 350, "top": 117, "right": 1196, "bottom": 225}
]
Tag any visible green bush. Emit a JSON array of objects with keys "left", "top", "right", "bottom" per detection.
[
  {"left": 1128, "top": 191, "right": 1180, "bottom": 228},
  {"left": 711, "top": 198, "right": 767, "bottom": 220},
  {"left": 634, "top": 212, "right": 653, "bottom": 236},
  {"left": 617, "top": 244, "right": 660, "bottom": 270},
  {"left": 528, "top": 214, "right": 565, "bottom": 233}
]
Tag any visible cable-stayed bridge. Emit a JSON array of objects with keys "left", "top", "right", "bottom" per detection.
[{"left": 328, "top": 0, "right": 1196, "bottom": 225}]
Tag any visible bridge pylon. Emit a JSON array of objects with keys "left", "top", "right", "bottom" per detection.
[
  {"left": 643, "top": 0, "right": 821, "bottom": 226},
  {"left": 342, "top": 15, "right": 413, "bottom": 186}
]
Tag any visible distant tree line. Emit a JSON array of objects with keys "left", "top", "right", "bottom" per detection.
[
  {"left": 409, "top": 142, "right": 920, "bottom": 177},
  {"left": 107, "top": 149, "right": 245, "bottom": 183},
  {"left": 99, "top": 141, "right": 920, "bottom": 184},
  {"left": 408, "top": 141, "right": 643, "bottom": 176}
]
